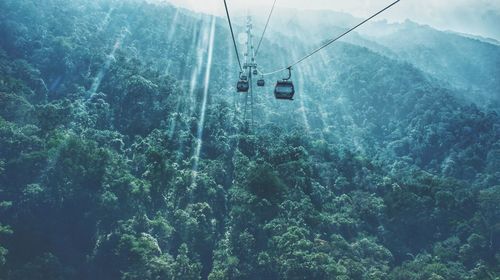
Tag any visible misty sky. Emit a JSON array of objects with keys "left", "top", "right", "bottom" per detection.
[{"left": 162, "top": 0, "right": 500, "bottom": 40}]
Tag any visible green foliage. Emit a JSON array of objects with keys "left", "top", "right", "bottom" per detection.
[
  {"left": 172, "top": 244, "right": 202, "bottom": 280},
  {"left": 7, "top": 253, "right": 67, "bottom": 280},
  {"left": 269, "top": 225, "right": 340, "bottom": 280},
  {"left": 34, "top": 100, "right": 72, "bottom": 131},
  {"left": 390, "top": 254, "right": 469, "bottom": 280},
  {"left": 245, "top": 163, "right": 285, "bottom": 202},
  {"left": 0, "top": 201, "right": 12, "bottom": 268},
  {"left": 0, "top": 92, "right": 33, "bottom": 123},
  {"left": 0, "top": 0, "right": 498, "bottom": 279},
  {"left": 90, "top": 215, "right": 175, "bottom": 280}
]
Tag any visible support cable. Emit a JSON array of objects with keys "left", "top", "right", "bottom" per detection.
[
  {"left": 262, "top": 0, "right": 400, "bottom": 76},
  {"left": 255, "top": 0, "right": 277, "bottom": 58},
  {"left": 223, "top": 0, "right": 243, "bottom": 72}
]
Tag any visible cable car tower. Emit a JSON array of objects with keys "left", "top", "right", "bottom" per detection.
[
  {"left": 239, "top": 16, "right": 258, "bottom": 126},
  {"left": 224, "top": 0, "right": 401, "bottom": 102}
]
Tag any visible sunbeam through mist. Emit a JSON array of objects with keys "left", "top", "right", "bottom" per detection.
[
  {"left": 1, "top": 1, "right": 499, "bottom": 279},
  {"left": 191, "top": 16, "right": 216, "bottom": 186}
]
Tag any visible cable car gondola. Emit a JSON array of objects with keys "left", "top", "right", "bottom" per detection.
[
  {"left": 236, "top": 73, "right": 249, "bottom": 92},
  {"left": 274, "top": 68, "right": 294, "bottom": 100},
  {"left": 224, "top": 0, "right": 401, "bottom": 102},
  {"left": 237, "top": 80, "right": 249, "bottom": 92},
  {"left": 274, "top": 80, "right": 294, "bottom": 100}
]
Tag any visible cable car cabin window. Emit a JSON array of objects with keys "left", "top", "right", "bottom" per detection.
[
  {"left": 237, "top": 80, "right": 249, "bottom": 92},
  {"left": 274, "top": 81, "right": 294, "bottom": 100}
]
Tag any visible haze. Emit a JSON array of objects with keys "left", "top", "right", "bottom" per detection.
[{"left": 162, "top": 0, "right": 500, "bottom": 40}]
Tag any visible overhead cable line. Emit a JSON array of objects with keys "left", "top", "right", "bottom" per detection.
[
  {"left": 262, "top": 0, "right": 400, "bottom": 76},
  {"left": 223, "top": 0, "right": 243, "bottom": 72},
  {"left": 255, "top": 0, "right": 277, "bottom": 58}
]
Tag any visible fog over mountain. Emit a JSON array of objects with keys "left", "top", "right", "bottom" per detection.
[
  {"left": 0, "top": 0, "right": 499, "bottom": 279},
  {"left": 164, "top": 0, "right": 500, "bottom": 40}
]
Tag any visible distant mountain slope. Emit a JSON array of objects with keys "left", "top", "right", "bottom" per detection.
[
  {"left": 249, "top": 9, "right": 500, "bottom": 108},
  {"left": 0, "top": 1, "right": 499, "bottom": 279},
  {"left": 369, "top": 21, "right": 500, "bottom": 107}
]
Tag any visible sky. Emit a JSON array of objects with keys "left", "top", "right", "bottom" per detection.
[{"left": 161, "top": 0, "right": 500, "bottom": 40}]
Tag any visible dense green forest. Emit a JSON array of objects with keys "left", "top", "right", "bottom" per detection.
[{"left": 0, "top": 0, "right": 499, "bottom": 279}]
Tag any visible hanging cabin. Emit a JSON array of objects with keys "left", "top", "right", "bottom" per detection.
[
  {"left": 274, "top": 80, "right": 294, "bottom": 100},
  {"left": 237, "top": 80, "right": 249, "bottom": 92}
]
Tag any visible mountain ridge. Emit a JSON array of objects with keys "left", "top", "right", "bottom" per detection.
[{"left": 0, "top": 0, "right": 498, "bottom": 279}]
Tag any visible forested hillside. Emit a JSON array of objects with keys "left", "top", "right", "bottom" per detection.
[
  {"left": 0, "top": 0, "right": 499, "bottom": 279},
  {"left": 252, "top": 9, "right": 500, "bottom": 109}
]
